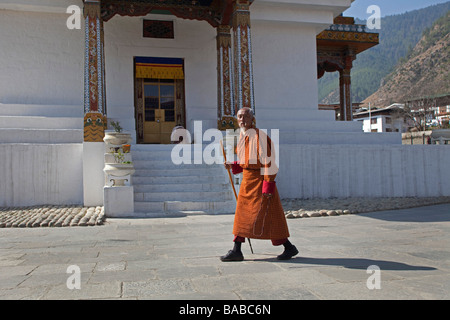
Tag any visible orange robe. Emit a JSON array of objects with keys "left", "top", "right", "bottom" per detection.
[{"left": 232, "top": 128, "right": 290, "bottom": 241}]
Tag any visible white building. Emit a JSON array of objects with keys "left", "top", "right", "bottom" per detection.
[
  {"left": 354, "top": 104, "right": 408, "bottom": 133},
  {"left": 1, "top": 0, "right": 449, "bottom": 215}
]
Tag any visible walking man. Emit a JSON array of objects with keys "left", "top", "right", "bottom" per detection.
[{"left": 221, "top": 107, "right": 298, "bottom": 261}]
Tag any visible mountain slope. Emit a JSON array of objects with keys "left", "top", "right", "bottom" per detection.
[
  {"left": 318, "top": 1, "right": 450, "bottom": 104},
  {"left": 363, "top": 10, "right": 450, "bottom": 107}
]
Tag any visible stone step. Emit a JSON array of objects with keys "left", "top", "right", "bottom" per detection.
[
  {"left": 256, "top": 107, "right": 335, "bottom": 122},
  {"left": 131, "top": 144, "right": 175, "bottom": 150},
  {"left": 134, "top": 183, "right": 231, "bottom": 193},
  {"left": 0, "top": 116, "right": 82, "bottom": 129},
  {"left": 131, "top": 149, "right": 182, "bottom": 161},
  {"left": 0, "top": 103, "right": 83, "bottom": 117},
  {"left": 132, "top": 175, "right": 227, "bottom": 185},
  {"left": 133, "top": 200, "right": 235, "bottom": 215},
  {"left": 0, "top": 128, "right": 83, "bottom": 143},
  {"left": 257, "top": 119, "right": 363, "bottom": 132},
  {"left": 133, "top": 167, "right": 224, "bottom": 177},
  {"left": 132, "top": 160, "right": 224, "bottom": 170},
  {"left": 131, "top": 149, "right": 222, "bottom": 163},
  {"left": 134, "top": 190, "right": 234, "bottom": 202},
  {"left": 277, "top": 131, "right": 402, "bottom": 145}
]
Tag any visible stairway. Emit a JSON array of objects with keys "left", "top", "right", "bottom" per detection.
[
  {"left": 0, "top": 103, "right": 83, "bottom": 144},
  {"left": 131, "top": 144, "right": 237, "bottom": 217}
]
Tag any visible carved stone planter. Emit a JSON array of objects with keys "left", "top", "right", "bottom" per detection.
[
  {"left": 103, "top": 131, "right": 132, "bottom": 146},
  {"left": 103, "top": 163, "right": 135, "bottom": 186}
]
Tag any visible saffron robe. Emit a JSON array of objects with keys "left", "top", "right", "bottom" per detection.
[{"left": 232, "top": 128, "right": 290, "bottom": 241}]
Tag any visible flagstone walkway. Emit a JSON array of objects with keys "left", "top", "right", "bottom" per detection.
[{"left": 0, "top": 203, "right": 449, "bottom": 300}]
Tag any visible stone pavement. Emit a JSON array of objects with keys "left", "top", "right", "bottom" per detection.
[{"left": 0, "top": 203, "right": 449, "bottom": 300}]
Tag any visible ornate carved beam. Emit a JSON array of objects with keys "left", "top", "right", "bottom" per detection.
[{"left": 100, "top": 0, "right": 228, "bottom": 27}]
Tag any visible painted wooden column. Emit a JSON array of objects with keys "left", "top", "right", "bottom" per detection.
[
  {"left": 232, "top": 0, "right": 255, "bottom": 117},
  {"left": 217, "top": 25, "right": 236, "bottom": 130},
  {"left": 339, "top": 69, "right": 351, "bottom": 121},
  {"left": 339, "top": 52, "right": 354, "bottom": 121},
  {"left": 83, "top": 0, "right": 107, "bottom": 142}
]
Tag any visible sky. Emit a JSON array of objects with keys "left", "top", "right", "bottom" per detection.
[{"left": 344, "top": 0, "right": 449, "bottom": 19}]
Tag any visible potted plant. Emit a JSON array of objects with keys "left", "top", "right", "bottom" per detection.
[
  {"left": 103, "top": 120, "right": 132, "bottom": 146},
  {"left": 122, "top": 144, "right": 131, "bottom": 153}
]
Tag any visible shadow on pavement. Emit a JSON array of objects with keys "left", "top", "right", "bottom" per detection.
[
  {"left": 251, "top": 256, "right": 437, "bottom": 271},
  {"left": 358, "top": 204, "right": 450, "bottom": 223}
]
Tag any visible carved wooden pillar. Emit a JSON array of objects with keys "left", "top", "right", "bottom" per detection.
[
  {"left": 217, "top": 25, "right": 236, "bottom": 130},
  {"left": 83, "top": 0, "right": 107, "bottom": 142},
  {"left": 339, "top": 69, "right": 351, "bottom": 121},
  {"left": 339, "top": 52, "right": 354, "bottom": 121},
  {"left": 232, "top": 0, "right": 255, "bottom": 117}
]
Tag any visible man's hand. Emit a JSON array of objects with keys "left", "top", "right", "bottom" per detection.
[
  {"left": 263, "top": 193, "right": 273, "bottom": 199},
  {"left": 224, "top": 162, "right": 232, "bottom": 170}
]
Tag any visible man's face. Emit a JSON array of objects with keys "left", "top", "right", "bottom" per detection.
[{"left": 237, "top": 109, "right": 253, "bottom": 131}]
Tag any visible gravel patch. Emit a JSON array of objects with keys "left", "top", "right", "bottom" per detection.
[
  {"left": 281, "top": 196, "right": 450, "bottom": 219},
  {"left": 0, "top": 205, "right": 105, "bottom": 228}
]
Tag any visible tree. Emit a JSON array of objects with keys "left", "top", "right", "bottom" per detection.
[{"left": 400, "top": 96, "right": 437, "bottom": 131}]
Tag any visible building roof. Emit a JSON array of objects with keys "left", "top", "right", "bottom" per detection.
[
  {"left": 353, "top": 104, "right": 403, "bottom": 118},
  {"left": 316, "top": 16, "right": 379, "bottom": 56}
]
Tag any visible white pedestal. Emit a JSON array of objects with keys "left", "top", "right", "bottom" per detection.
[
  {"left": 103, "top": 186, "right": 135, "bottom": 217},
  {"left": 83, "top": 142, "right": 105, "bottom": 206}
]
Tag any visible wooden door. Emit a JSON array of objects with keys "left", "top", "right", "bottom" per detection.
[{"left": 143, "top": 79, "right": 176, "bottom": 144}]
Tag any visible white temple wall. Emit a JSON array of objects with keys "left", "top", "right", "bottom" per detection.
[
  {"left": 252, "top": 21, "right": 319, "bottom": 112},
  {"left": 277, "top": 145, "right": 450, "bottom": 199},
  {"left": 0, "top": 144, "right": 83, "bottom": 207},
  {"left": 0, "top": 9, "right": 84, "bottom": 106}
]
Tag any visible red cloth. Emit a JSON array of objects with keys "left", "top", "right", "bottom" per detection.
[
  {"left": 231, "top": 161, "right": 243, "bottom": 174},
  {"left": 262, "top": 181, "right": 275, "bottom": 194},
  {"left": 231, "top": 162, "right": 276, "bottom": 195}
]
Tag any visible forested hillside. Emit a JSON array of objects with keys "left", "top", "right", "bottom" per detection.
[
  {"left": 318, "top": 1, "right": 450, "bottom": 104},
  {"left": 363, "top": 10, "right": 450, "bottom": 106}
]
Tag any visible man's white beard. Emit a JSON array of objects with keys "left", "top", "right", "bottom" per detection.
[{"left": 240, "top": 126, "right": 246, "bottom": 134}]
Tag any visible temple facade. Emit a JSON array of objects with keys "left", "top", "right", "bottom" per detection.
[
  {"left": 1, "top": 0, "right": 374, "bottom": 141},
  {"left": 1, "top": 0, "right": 449, "bottom": 211}
]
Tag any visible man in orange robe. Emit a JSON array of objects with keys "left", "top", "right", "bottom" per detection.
[{"left": 221, "top": 107, "right": 298, "bottom": 261}]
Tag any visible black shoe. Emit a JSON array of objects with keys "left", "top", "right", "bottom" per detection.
[
  {"left": 220, "top": 250, "right": 244, "bottom": 262},
  {"left": 277, "top": 245, "right": 299, "bottom": 260}
]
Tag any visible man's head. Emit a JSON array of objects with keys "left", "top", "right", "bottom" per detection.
[{"left": 237, "top": 107, "right": 254, "bottom": 132}]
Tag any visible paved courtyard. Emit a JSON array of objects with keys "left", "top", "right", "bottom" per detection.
[{"left": 0, "top": 203, "right": 449, "bottom": 300}]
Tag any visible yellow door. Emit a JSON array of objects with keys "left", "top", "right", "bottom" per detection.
[{"left": 143, "top": 80, "right": 176, "bottom": 144}]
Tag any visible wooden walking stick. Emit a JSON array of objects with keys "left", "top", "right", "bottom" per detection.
[
  {"left": 221, "top": 140, "right": 238, "bottom": 201},
  {"left": 220, "top": 140, "right": 254, "bottom": 254}
]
